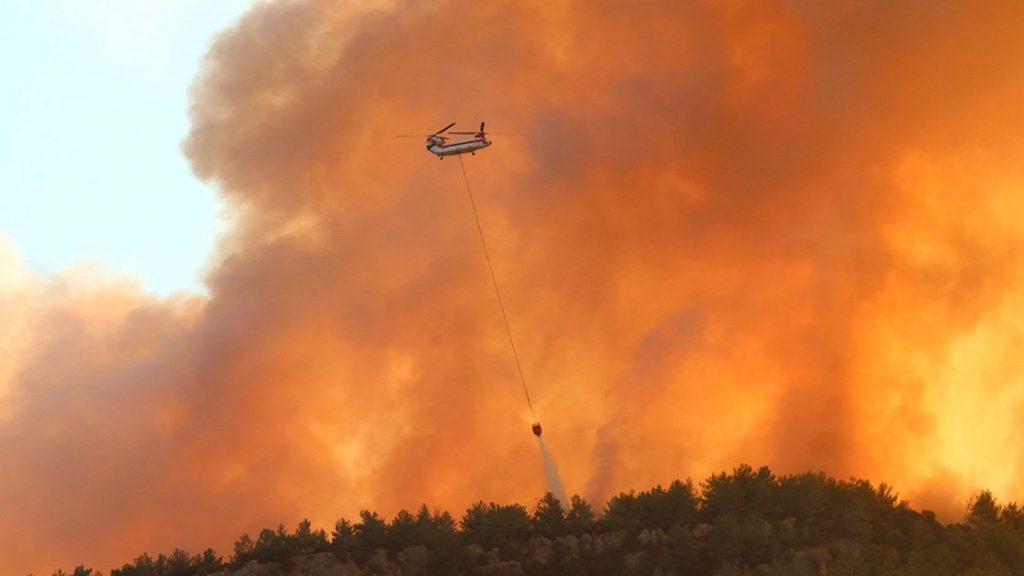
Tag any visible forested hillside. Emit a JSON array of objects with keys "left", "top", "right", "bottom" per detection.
[{"left": 53, "top": 465, "right": 1024, "bottom": 576}]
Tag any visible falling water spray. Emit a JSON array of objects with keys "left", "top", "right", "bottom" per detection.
[{"left": 537, "top": 435, "right": 568, "bottom": 506}]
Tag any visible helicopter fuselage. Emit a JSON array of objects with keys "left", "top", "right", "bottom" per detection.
[{"left": 427, "top": 135, "right": 492, "bottom": 158}]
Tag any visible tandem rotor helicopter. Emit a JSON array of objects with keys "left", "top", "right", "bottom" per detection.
[{"left": 396, "top": 122, "right": 500, "bottom": 158}]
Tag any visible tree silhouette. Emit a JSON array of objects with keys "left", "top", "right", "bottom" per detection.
[
  {"left": 532, "top": 492, "right": 567, "bottom": 537},
  {"left": 330, "top": 518, "right": 356, "bottom": 560},
  {"left": 602, "top": 480, "right": 698, "bottom": 531},
  {"left": 970, "top": 490, "right": 1002, "bottom": 525},
  {"left": 414, "top": 504, "right": 459, "bottom": 552},
  {"left": 461, "top": 501, "right": 530, "bottom": 548},
  {"left": 230, "top": 533, "right": 254, "bottom": 567},
  {"left": 354, "top": 510, "right": 388, "bottom": 553},
  {"left": 566, "top": 494, "right": 596, "bottom": 534},
  {"left": 700, "top": 464, "right": 778, "bottom": 521},
  {"left": 291, "top": 518, "right": 329, "bottom": 555},
  {"left": 52, "top": 568, "right": 99, "bottom": 576},
  {"left": 387, "top": 509, "right": 419, "bottom": 551}
]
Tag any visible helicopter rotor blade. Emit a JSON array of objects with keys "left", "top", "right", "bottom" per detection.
[
  {"left": 450, "top": 122, "right": 488, "bottom": 135},
  {"left": 432, "top": 122, "right": 456, "bottom": 136},
  {"left": 398, "top": 122, "right": 506, "bottom": 139}
]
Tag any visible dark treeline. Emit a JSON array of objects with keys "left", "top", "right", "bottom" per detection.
[{"left": 54, "top": 465, "right": 1024, "bottom": 576}]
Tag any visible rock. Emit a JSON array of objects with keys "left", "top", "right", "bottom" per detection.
[
  {"left": 526, "top": 536, "right": 553, "bottom": 565},
  {"left": 483, "top": 546, "right": 501, "bottom": 564},
  {"left": 457, "top": 544, "right": 485, "bottom": 567},
  {"left": 793, "top": 547, "right": 831, "bottom": 566},
  {"left": 623, "top": 551, "right": 649, "bottom": 575},
  {"left": 577, "top": 533, "right": 595, "bottom": 556},
  {"left": 638, "top": 529, "right": 668, "bottom": 547},
  {"left": 553, "top": 534, "right": 580, "bottom": 560},
  {"left": 363, "top": 549, "right": 400, "bottom": 576},
  {"left": 474, "top": 560, "right": 526, "bottom": 575},
  {"left": 395, "top": 545, "right": 430, "bottom": 575},
  {"left": 233, "top": 561, "right": 284, "bottom": 576},
  {"left": 596, "top": 530, "right": 626, "bottom": 554},
  {"left": 287, "top": 553, "right": 355, "bottom": 576},
  {"left": 652, "top": 564, "right": 676, "bottom": 576}
]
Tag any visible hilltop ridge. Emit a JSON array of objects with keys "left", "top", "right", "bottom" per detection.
[{"left": 57, "top": 465, "right": 1024, "bottom": 576}]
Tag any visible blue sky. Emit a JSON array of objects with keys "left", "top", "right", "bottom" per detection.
[{"left": 0, "top": 1, "right": 252, "bottom": 295}]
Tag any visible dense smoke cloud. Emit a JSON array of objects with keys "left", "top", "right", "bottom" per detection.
[{"left": 3, "top": 0, "right": 1024, "bottom": 573}]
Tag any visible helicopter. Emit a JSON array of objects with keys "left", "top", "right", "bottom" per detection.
[{"left": 397, "top": 122, "right": 494, "bottom": 159}]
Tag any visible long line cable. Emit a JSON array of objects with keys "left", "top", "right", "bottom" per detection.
[{"left": 458, "top": 154, "right": 536, "bottom": 418}]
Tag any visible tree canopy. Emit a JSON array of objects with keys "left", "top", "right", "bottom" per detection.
[{"left": 55, "top": 466, "right": 1024, "bottom": 576}]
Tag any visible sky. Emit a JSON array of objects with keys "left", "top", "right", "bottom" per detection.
[
  {"left": 0, "top": 0, "right": 252, "bottom": 294},
  {"left": 3, "top": 1, "right": 1024, "bottom": 574}
]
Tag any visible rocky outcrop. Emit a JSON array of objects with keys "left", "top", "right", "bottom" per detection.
[
  {"left": 220, "top": 530, "right": 640, "bottom": 575},
  {"left": 216, "top": 526, "right": 863, "bottom": 576}
]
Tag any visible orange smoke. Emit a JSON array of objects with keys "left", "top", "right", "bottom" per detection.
[{"left": 4, "top": 0, "right": 1024, "bottom": 573}]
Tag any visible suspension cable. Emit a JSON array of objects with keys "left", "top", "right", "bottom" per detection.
[{"left": 457, "top": 154, "right": 536, "bottom": 418}]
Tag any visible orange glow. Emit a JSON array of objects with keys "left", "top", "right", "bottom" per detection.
[{"left": 4, "top": 1, "right": 1024, "bottom": 573}]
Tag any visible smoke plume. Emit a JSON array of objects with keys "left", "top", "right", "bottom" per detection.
[
  {"left": 3, "top": 0, "right": 1024, "bottom": 573},
  {"left": 538, "top": 437, "right": 567, "bottom": 506}
]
